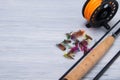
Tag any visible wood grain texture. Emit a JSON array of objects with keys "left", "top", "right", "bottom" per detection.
[{"left": 0, "top": 0, "right": 119, "bottom": 80}]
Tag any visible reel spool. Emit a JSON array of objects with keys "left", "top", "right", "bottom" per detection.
[{"left": 82, "top": 0, "right": 119, "bottom": 30}]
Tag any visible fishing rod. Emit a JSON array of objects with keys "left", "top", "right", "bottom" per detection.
[
  {"left": 59, "top": 20, "right": 120, "bottom": 80},
  {"left": 60, "top": 20, "right": 120, "bottom": 80}
]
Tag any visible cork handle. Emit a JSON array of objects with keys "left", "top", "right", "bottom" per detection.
[{"left": 63, "top": 36, "right": 115, "bottom": 80}]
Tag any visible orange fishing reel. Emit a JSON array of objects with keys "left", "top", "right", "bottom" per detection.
[{"left": 82, "top": 0, "right": 119, "bottom": 29}]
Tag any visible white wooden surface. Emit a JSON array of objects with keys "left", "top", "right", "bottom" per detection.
[{"left": 0, "top": 0, "right": 120, "bottom": 80}]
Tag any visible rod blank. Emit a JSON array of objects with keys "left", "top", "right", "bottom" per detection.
[{"left": 93, "top": 50, "right": 120, "bottom": 80}]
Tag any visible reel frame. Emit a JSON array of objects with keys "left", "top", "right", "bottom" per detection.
[{"left": 82, "top": 0, "right": 119, "bottom": 30}]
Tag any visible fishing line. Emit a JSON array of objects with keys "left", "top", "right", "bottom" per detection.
[{"left": 82, "top": 0, "right": 119, "bottom": 29}]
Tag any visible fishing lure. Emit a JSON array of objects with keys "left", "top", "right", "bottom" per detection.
[
  {"left": 85, "top": 34, "right": 93, "bottom": 41},
  {"left": 56, "top": 44, "right": 66, "bottom": 51},
  {"left": 64, "top": 40, "right": 80, "bottom": 59},
  {"left": 56, "top": 40, "right": 72, "bottom": 51},
  {"left": 66, "top": 30, "right": 85, "bottom": 41},
  {"left": 64, "top": 39, "right": 92, "bottom": 59},
  {"left": 57, "top": 29, "right": 93, "bottom": 59},
  {"left": 79, "top": 39, "right": 89, "bottom": 54}
]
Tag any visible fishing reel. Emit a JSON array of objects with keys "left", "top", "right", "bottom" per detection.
[{"left": 82, "top": 0, "right": 119, "bottom": 30}]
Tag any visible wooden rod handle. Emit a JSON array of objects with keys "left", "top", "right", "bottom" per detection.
[{"left": 63, "top": 36, "right": 115, "bottom": 80}]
